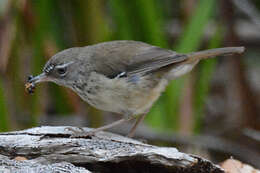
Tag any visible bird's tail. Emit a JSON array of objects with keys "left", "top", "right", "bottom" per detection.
[{"left": 185, "top": 47, "right": 245, "bottom": 62}]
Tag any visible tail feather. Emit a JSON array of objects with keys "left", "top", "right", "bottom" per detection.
[{"left": 186, "top": 47, "right": 245, "bottom": 61}]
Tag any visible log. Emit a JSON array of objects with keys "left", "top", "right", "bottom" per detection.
[
  {"left": 0, "top": 126, "right": 224, "bottom": 173},
  {"left": 0, "top": 155, "right": 91, "bottom": 173}
]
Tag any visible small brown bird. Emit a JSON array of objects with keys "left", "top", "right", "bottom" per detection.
[{"left": 26, "top": 40, "right": 244, "bottom": 137}]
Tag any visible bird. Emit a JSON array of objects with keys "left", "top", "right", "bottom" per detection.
[{"left": 26, "top": 40, "right": 245, "bottom": 137}]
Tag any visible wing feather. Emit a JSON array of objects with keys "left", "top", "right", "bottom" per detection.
[{"left": 86, "top": 41, "right": 187, "bottom": 78}]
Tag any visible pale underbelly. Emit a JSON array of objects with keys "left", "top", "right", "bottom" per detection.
[{"left": 84, "top": 77, "right": 168, "bottom": 116}]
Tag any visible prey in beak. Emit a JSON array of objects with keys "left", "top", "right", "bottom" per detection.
[{"left": 25, "top": 73, "right": 48, "bottom": 94}]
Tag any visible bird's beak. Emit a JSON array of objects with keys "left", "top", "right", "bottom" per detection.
[
  {"left": 28, "top": 73, "right": 49, "bottom": 84},
  {"left": 25, "top": 73, "right": 50, "bottom": 94}
]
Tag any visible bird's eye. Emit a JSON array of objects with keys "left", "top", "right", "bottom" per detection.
[{"left": 57, "top": 67, "right": 67, "bottom": 76}]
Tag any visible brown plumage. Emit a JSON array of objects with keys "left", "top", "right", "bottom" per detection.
[{"left": 26, "top": 40, "right": 245, "bottom": 137}]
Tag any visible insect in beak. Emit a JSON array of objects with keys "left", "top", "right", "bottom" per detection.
[{"left": 25, "top": 73, "right": 48, "bottom": 94}]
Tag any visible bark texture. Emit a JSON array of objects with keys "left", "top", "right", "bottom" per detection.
[{"left": 0, "top": 126, "right": 224, "bottom": 173}]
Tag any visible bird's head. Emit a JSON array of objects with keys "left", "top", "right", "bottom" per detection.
[{"left": 26, "top": 47, "right": 87, "bottom": 93}]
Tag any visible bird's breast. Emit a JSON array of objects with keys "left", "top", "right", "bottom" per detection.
[{"left": 75, "top": 72, "right": 167, "bottom": 116}]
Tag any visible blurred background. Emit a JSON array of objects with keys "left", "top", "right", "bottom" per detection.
[{"left": 0, "top": 0, "right": 259, "bottom": 168}]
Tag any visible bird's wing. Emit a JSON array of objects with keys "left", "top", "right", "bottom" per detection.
[
  {"left": 87, "top": 41, "right": 188, "bottom": 78},
  {"left": 127, "top": 49, "right": 187, "bottom": 77}
]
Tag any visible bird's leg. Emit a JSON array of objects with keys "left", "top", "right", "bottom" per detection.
[
  {"left": 127, "top": 113, "right": 147, "bottom": 137},
  {"left": 68, "top": 115, "right": 136, "bottom": 138}
]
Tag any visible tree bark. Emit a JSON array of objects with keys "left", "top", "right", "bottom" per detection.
[{"left": 0, "top": 126, "right": 224, "bottom": 173}]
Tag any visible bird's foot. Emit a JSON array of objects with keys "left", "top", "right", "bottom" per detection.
[
  {"left": 66, "top": 127, "right": 96, "bottom": 138},
  {"left": 66, "top": 117, "right": 135, "bottom": 138}
]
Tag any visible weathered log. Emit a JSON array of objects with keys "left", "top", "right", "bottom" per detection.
[
  {"left": 0, "top": 155, "right": 91, "bottom": 173},
  {"left": 0, "top": 126, "right": 224, "bottom": 173}
]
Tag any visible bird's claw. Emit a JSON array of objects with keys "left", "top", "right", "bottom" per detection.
[{"left": 66, "top": 127, "right": 96, "bottom": 138}]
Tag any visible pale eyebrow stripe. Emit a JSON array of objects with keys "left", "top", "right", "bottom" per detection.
[{"left": 56, "top": 61, "right": 74, "bottom": 68}]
